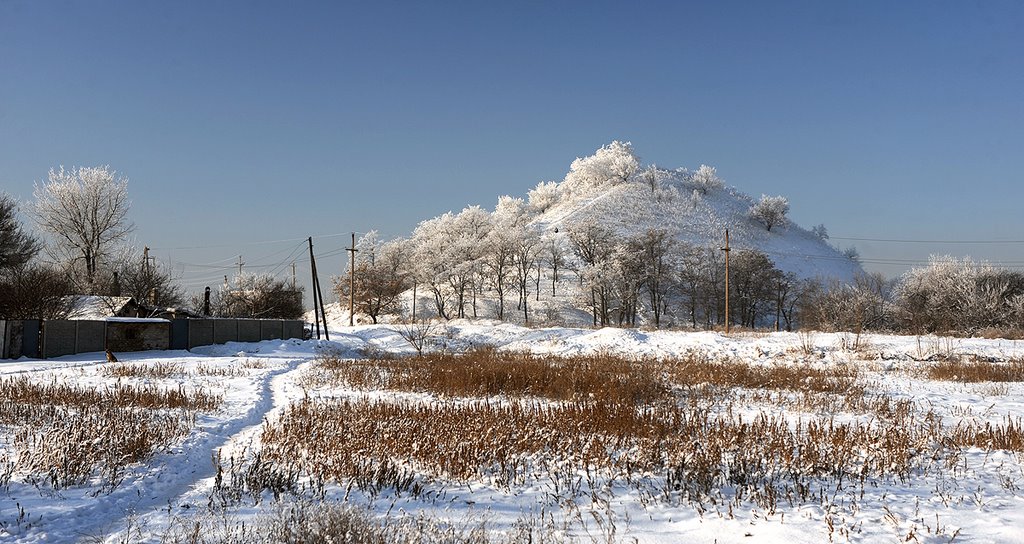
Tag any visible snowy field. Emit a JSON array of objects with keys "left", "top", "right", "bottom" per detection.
[{"left": 2, "top": 323, "right": 1024, "bottom": 543}]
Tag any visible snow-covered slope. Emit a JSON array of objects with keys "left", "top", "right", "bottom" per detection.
[{"left": 531, "top": 168, "right": 862, "bottom": 283}]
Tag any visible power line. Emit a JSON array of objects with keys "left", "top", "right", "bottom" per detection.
[
  {"left": 150, "top": 231, "right": 365, "bottom": 251},
  {"left": 830, "top": 236, "right": 1024, "bottom": 244}
]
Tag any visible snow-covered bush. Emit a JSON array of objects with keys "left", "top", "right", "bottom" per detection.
[
  {"left": 748, "top": 195, "right": 790, "bottom": 232},
  {"left": 892, "top": 256, "right": 1024, "bottom": 333},
  {"left": 527, "top": 181, "right": 560, "bottom": 213},
  {"left": 563, "top": 140, "right": 639, "bottom": 191},
  {"left": 811, "top": 224, "right": 829, "bottom": 240},
  {"left": 689, "top": 165, "right": 724, "bottom": 194}
]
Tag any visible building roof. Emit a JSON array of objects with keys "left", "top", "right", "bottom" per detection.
[{"left": 64, "top": 295, "right": 137, "bottom": 320}]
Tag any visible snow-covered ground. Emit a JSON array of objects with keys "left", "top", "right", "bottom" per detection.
[{"left": 2, "top": 322, "right": 1024, "bottom": 543}]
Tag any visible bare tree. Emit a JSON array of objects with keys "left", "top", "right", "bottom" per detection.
[
  {"left": 334, "top": 238, "right": 410, "bottom": 324},
  {"left": 1, "top": 193, "right": 41, "bottom": 271},
  {"left": 105, "top": 247, "right": 185, "bottom": 309},
  {"left": 33, "top": 166, "right": 134, "bottom": 288},
  {"left": 0, "top": 263, "right": 73, "bottom": 319}
]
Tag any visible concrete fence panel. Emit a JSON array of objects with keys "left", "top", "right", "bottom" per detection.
[
  {"left": 42, "top": 320, "right": 78, "bottom": 359},
  {"left": 284, "top": 320, "right": 305, "bottom": 341},
  {"left": 237, "top": 319, "right": 261, "bottom": 342},
  {"left": 260, "top": 320, "right": 283, "bottom": 341},
  {"left": 189, "top": 320, "right": 214, "bottom": 349},
  {"left": 213, "top": 319, "right": 238, "bottom": 345},
  {"left": 76, "top": 321, "right": 106, "bottom": 354}
]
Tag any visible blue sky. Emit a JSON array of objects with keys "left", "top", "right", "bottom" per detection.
[{"left": 2, "top": 0, "right": 1022, "bottom": 295}]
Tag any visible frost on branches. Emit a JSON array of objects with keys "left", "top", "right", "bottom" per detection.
[
  {"left": 689, "top": 165, "right": 724, "bottom": 195},
  {"left": 748, "top": 195, "right": 790, "bottom": 232},
  {"left": 33, "top": 165, "right": 134, "bottom": 287},
  {"left": 563, "top": 141, "right": 639, "bottom": 191}
]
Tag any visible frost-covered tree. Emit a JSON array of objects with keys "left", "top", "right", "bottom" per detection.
[
  {"left": 543, "top": 233, "right": 567, "bottom": 297},
  {"left": 409, "top": 206, "right": 492, "bottom": 320},
  {"left": 641, "top": 165, "right": 660, "bottom": 194},
  {"left": 482, "top": 228, "right": 516, "bottom": 320},
  {"left": 564, "top": 141, "right": 639, "bottom": 191},
  {"left": 511, "top": 227, "right": 540, "bottom": 323},
  {"left": 632, "top": 229, "right": 675, "bottom": 327},
  {"left": 690, "top": 165, "right": 724, "bottom": 195},
  {"left": 527, "top": 181, "right": 560, "bottom": 213},
  {"left": 410, "top": 213, "right": 456, "bottom": 320},
  {"left": 567, "top": 220, "right": 618, "bottom": 326},
  {"left": 748, "top": 194, "right": 789, "bottom": 232},
  {"left": 0, "top": 193, "right": 40, "bottom": 271},
  {"left": 890, "top": 256, "right": 1024, "bottom": 333},
  {"left": 493, "top": 195, "right": 529, "bottom": 228},
  {"left": 33, "top": 166, "right": 134, "bottom": 288},
  {"left": 811, "top": 224, "right": 829, "bottom": 240}
]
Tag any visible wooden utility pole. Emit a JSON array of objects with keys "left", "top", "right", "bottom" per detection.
[
  {"left": 291, "top": 262, "right": 297, "bottom": 289},
  {"left": 237, "top": 255, "right": 245, "bottom": 276},
  {"left": 308, "top": 237, "right": 320, "bottom": 339},
  {"left": 314, "top": 263, "right": 329, "bottom": 341},
  {"left": 143, "top": 246, "right": 150, "bottom": 274},
  {"left": 346, "top": 232, "right": 357, "bottom": 327},
  {"left": 411, "top": 280, "right": 417, "bottom": 323},
  {"left": 721, "top": 229, "right": 731, "bottom": 334}
]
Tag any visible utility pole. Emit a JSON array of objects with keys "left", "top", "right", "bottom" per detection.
[
  {"left": 143, "top": 246, "right": 150, "bottom": 275},
  {"left": 291, "top": 262, "right": 297, "bottom": 289},
  {"left": 721, "top": 229, "right": 731, "bottom": 334},
  {"left": 308, "top": 237, "right": 320, "bottom": 339},
  {"left": 346, "top": 232, "right": 358, "bottom": 327},
  {"left": 237, "top": 255, "right": 245, "bottom": 277}
]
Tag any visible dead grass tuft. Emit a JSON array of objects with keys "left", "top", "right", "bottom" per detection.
[
  {"left": 100, "top": 361, "right": 184, "bottom": 379},
  {"left": 921, "top": 359, "right": 1024, "bottom": 383}
]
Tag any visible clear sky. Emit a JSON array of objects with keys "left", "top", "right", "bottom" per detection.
[{"left": 2, "top": 0, "right": 1022, "bottom": 298}]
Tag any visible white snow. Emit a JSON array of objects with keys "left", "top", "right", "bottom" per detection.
[{"left": 2, "top": 322, "right": 1023, "bottom": 543}]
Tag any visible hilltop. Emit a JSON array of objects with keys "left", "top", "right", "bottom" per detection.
[{"left": 526, "top": 142, "right": 862, "bottom": 283}]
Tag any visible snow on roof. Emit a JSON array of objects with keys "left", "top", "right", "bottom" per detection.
[
  {"left": 104, "top": 317, "right": 170, "bottom": 323},
  {"left": 65, "top": 295, "right": 136, "bottom": 320}
]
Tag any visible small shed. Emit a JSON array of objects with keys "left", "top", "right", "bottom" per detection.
[
  {"left": 65, "top": 296, "right": 141, "bottom": 320},
  {"left": 105, "top": 317, "right": 170, "bottom": 352}
]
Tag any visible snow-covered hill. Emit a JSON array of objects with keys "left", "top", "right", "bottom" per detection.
[
  {"left": 368, "top": 141, "right": 864, "bottom": 327},
  {"left": 531, "top": 165, "right": 862, "bottom": 282}
]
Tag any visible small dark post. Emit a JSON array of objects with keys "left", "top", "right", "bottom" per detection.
[{"left": 203, "top": 287, "right": 211, "bottom": 316}]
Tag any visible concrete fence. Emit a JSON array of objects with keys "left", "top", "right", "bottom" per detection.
[{"left": 1, "top": 318, "right": 306, "bottom": 359}]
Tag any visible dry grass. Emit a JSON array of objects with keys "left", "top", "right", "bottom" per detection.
[
  {"left": 257, "top": 394, "right": 953, "bottom": 509},
  {"left": 921, "top": 359, "right": 1024, "bottom": 382},
  {"left": 100, "top": 361, "right": 184, "bottom": 379},
  {"left": 0, "top": 376, "right": 221, "bottom": 411},
  {"left": 666, "top": 354, "right": 864, "bottom": 396},
  {"left": 208, "top": 348, "right": 1024, "bottom": 537},
  {"left": 159, "top": 500, "right": 561, "bottom": 544},
  {"left": 195, "top": 363, "right": 250, "bottom": 378},
  {"left": 0, "top": 376, "right": 221, "bottom": 489},
  {"left": 303, "top": 349, "right": 670, "bottom": 405}
]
